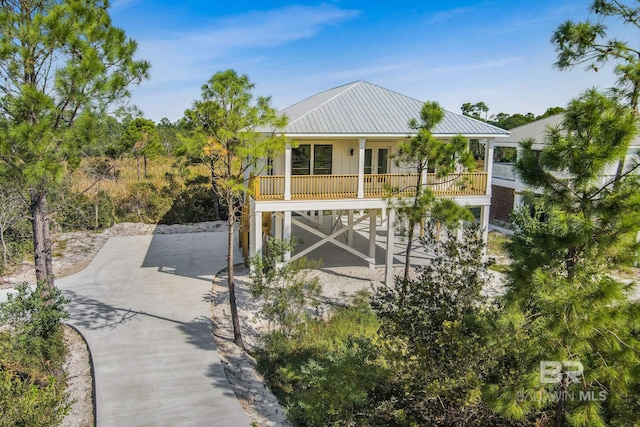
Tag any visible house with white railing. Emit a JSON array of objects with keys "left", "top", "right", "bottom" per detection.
[
  {"left": 243, "top": 81, "right": 509, "bottom": 284},
  {"left": 491, "top": 114, "right": 640, "bottom": 221}
]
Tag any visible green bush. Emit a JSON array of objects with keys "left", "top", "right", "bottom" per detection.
[
  {"left": 160, "top": 184, "right": 221, "bottom": 224},
  {"left": 256, "top": 295, "right": 385, "bottom": 426},
  {"left": 0, "top": 282, "right": 69, "bottom": 366},
  {"left": 0, "top": 282, "right": 70, "bottom": 426},
  {"left": 116, "top": 181, "right": 171, "bottom": 223},
  {"left": 57, "top": 190, "right": 117, "bottom": 231},
  {"left": 0, "top": 370, "right": 68, "bottom": 427},
  {"left": 250, "top": 238, "right": 322, "bottom": 337}
]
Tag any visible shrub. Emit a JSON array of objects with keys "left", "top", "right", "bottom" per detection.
[
  {"left": 0, "top": 282, "right": 69, "bottom": 366},
  {"left": 249, "top": 238, "right": 322, "bottom": 337},
  {"left": 370, "top": 224, "right": 510, "bottom": 426},
  {"left": 0, "top": 282, "right": 70, "bottom": 426},
  {"left": 57, "top": 190, "right": 117, "bottom": 231},
  {"left": 256, "top": 294, "right": 385, "bottom": 427},
  {"left": 116, "top": 181, "right": 171, "bottom": 223},
  {"left": 0, "top": 370, "right": 68, "bottom": 427},
  {"left": 160, "top": 184, "right": 221, "bottom": 224}
]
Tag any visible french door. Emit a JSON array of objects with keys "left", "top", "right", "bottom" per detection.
[{"left": 364, "top": 148, "right": 389, "bottom": 174}]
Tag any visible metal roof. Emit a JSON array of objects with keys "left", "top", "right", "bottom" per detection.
[
  {"left": 496, "top": 113, "right": 640, "bottom": 148},
  {"left": 496, "top": 114, "right": 564, "bottom": 148},
  {"left": 261, "top": 81, "right": 509, "bottom": 137}
]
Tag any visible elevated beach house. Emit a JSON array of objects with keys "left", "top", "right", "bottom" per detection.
[{"left": 244, "top": 81, "right": 509, "bottom": 284}]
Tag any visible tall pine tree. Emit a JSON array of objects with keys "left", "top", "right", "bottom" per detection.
[
  {"left": 487, "top": 90, "right": 640, "bottom": 427},
  {"left": 391, "top": 101, "right": 474, "bottom": 283},
  {"left": 181, "top": 70, "right": 287, "bottom": 348},
  {"left": 0, "top": 0, "right": 148, "bottom": 287}
]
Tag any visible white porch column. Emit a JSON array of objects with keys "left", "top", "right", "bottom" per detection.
[
  {"left": 254, "top": 209, "right": 263, "bottom": 260},
  {"left": 385, "top": 208, "right": 396, "bottom": 286},
  {"left": 484, "top": 138, "right": 495, "bottom": 197},
  {"left": 480, "top": 205, "right": 490, "bottom": 249},
  {"left": 283, "top": 211, "right": 292, "bottom": 262},
  {"left": 249, "top": 200, "right": 257, "bottom": 258},
  {"left": 369, "top": 210, "right": 376, "bottom": 269},
  {"left": 284, "top": 143, "right": 292, "bottom": 201},
  {"left": 347, "top": 210, "right": 354, "bottom": 245},
  {"left": 357, "top": 138, "right": 366, "bottom": 199},
  {"left": 275, "top": 211, "right": 283, "bottom": 240}
]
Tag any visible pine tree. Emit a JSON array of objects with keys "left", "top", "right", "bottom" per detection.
[
  {"left": 487, "top": 90, "right": 640, "bottom": 427},
  {"left": 391, "top": 101, "right": 474, "bottom": 283},
  {"left": 181, "top": 70, "right": 287, "bottom": 348},
  {"left": 0, "top": 0, "right": 149, "bottom": 287}
]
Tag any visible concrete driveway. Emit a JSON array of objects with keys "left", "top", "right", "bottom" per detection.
[{"left": 57, "top": 232, "right": 250, "bottom": 427}]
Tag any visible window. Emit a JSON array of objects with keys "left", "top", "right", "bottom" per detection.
[
  {"left": 292, "top": 144, "right": 310, "bottom": 175},
  {"left": 364, "top": 149, "right": 373, "bottom": 174},
  {"left": 313, "top": 145, "right": 332, "bottom": 175}
]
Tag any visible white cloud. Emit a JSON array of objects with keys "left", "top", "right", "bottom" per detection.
[
  {"left": 136, "top": 4, "right": 360, "bottom": 86},
  {"left": 110, "top": 0, "right": 140, "bottom": 11}
]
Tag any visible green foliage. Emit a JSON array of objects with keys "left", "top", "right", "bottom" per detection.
[
  {"left": 116, "top": 181, "right": 171, "bottom": 223},
  {"left": 0, "top": 370, "right": 68, "bottom": 427},
  {"left": 392, "top": 100, "right": 474, "bottom": 281},
  {"left": 250, "top": 238, "right": 322, "bottom": 337},
  {"left": 0, "top": 0, "right": 149, "bottom": 286},
  {"left": 371, "top": 224, "right": 509, "bottom": 426},
  {"left": 159, "top": 183, "right": 222, "bottom": 224},
  {"left": 488, "top": 90, "right": 640, "bottom": 426},
  {"left": 0, "top": 282, "right": 70, "bottom": 425},
  {"left": 513, "top": 90, "right": 640, "bottom": 275},
  {"left": 158, "top": 173, "right": 227, "bottom": 223},
  {"left": 0, "top": 282, "right": 69, "bottom": 366},
  {"left": 461, "top": 101, "right": 489, "bottom": 120},
  {"left": 182, "top": 69, "right": 289, "bottom": 347},
  {"left": 56, "top": 189, "right": 117, "bottom": 231},
  {"left": 462, "top": 104, "right": 565, "bottom": 130},
  {"left": 552, "top": 0, "right": 640, "bottom": 109},
  {"left": 180, "top": 69, "right": 288, "bottom": 218},
  {"left": 255, "top": 296, "right": 385, "bottom": 427}
]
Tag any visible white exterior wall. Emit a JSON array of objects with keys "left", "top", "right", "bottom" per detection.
[{"left": 270, "top": 138, "right": 464, "bottom": 175}]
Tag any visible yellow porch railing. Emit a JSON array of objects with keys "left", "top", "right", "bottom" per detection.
[{"left": 254, "top": 172, "right": 487, "bottom": 201}]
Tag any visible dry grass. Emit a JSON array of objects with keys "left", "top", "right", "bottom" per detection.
[{"left": 69, "top": 156, "right": 208, "bottom": 202}]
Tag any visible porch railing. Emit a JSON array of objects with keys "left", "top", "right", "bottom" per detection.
[
  {"left": 493, "top": 163, "right": 517, "bottom": 181},
  {"left": 254, "top": 172, "right": 487, "bottom": 201}
]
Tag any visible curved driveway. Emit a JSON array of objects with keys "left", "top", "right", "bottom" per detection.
[{"left": 57, "top": 232, "right": 250, "bottom": 427}]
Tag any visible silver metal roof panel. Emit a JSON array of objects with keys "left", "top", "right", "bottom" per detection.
[{"left": 260, "top": 81, "right": 509, "bottom": 137}]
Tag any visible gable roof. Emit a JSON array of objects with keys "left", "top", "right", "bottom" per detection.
[{"left": 265, "top": 81, "right": 509, "bottom": 137}]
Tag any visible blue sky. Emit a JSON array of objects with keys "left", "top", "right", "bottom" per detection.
[{"left": 108, "top": 0, "right": 630, "bottom": 123}]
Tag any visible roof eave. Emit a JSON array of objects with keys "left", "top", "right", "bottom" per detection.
[{"left": 279, "top": 132, "right": 510, "bottom": 139}]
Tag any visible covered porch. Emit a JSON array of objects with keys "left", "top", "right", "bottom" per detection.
[{"left": 254, "top": 171, "right": 488, "bottom": 201}]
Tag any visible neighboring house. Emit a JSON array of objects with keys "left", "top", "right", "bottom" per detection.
[
  {"left": 245, "top": 81, "right": 509, "bottom": 285},
  {"left": 491, "top": 114, "right": 640, "bottom": 221}
]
